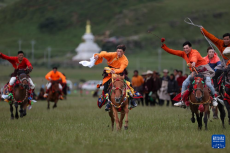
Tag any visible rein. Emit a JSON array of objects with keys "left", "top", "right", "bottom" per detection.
[{"left": 108, "top": 77, "right": 127, "bottom": 108}]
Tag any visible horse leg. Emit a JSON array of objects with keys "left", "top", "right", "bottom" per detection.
[
  {"left": 53, "top": 99, "right": 57, "bottom": 109},
  {"left": 224, "top": 101, "right": 230, "bottom": 125},
  {"left": 112, "top": 107, "right": 120, "bottom": 131},
  {"left": 10, "top": 104, "right": 14, "bottom": 119},
  {"left": 19, "top": 104, "right": 24, "bottom": 118},
  {"left": 218, "top": 101, "right": 226, "bottom": 128},
  {"left": 119, "top": 111, "right": 125, "bottom": 130},
  {"left": 195, "top": 111, "right": 201, "bottom": 130},
  {"left": 200, "top": 112, "right": 203, "bottom": 129},
  {"left": 124, "top": 104, "right": 129, "bottom": 130},
  {"left": 14, "top": 102, "right": 19, "bottom": 119},
  {"left": 203, "top": 105, "right": 209, "bottom": 130},
  {"left": 191, "top": 112, "right": 195, "bottom": 123},
  {"left": 22, "top": 102, "right": 27, "bottom": 116},
  {"left": 109, "top": 111, "right": 114, "bottom": 131}
]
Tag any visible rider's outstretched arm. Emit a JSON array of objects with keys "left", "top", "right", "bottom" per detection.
[
  {"left": 161, "top": 44, "right": 185, "bottom": 58},
  {"left": 200, "top": 27, "right": 223, "bottom": 50}
]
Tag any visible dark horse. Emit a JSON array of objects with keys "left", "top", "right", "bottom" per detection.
[
  {"left": 189, "top": 74, "right": 211, "bottom": 130},
  {"left": 216, "top": 66, "right": 230, "bottom": 128},
  {"left": 47, "top": 81, "right": 60, "bottom": 109},
  {"left": 10, "top": 70, "right": 30, "bottom": 119}
]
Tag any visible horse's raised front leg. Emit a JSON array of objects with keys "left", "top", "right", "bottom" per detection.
[
  {"left": 112, "top": 107, "right": 120, "bottom": 131},
  {"left": 109, "top": 111, "right": 114, "bottom": 131},
  {"left": 14, "top": 102, "right": 19, "bottom": 119},
  {"left": 10, "top": 104, "right": 14, "bottom": 119},
  {"left": 219, "top": 101, "right": 226, "bottom": 128},
  {"left": 124, "top": 104, "right": 129, "bottom": 130}
]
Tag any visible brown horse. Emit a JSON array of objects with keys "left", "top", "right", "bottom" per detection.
[
  {"left": 189, "top": 74, "right": 211, "bottom": 130},
  {"left": 108, "top": 74, "right": 129, "bottom": 131},
  {"left": 10, "top": 72, "right": 29, "bottom": 119},
  {"left": 47, "top": 81, "right": 60, "bottom": 109}
]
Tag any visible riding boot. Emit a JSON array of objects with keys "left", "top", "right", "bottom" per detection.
[
  {"left": 28, "top": 89, "right": 34, "bottom": 100},
  {"left": 43, "top": 88, "right": 49, "bottom": 98},
  {"left": 174, "top": 98, "right": 185, "bottom": 107},
  {"left": 212, "top": 95, "right": 218, "bottom": 107},
  {"left": 4, "top": 85, "right": 13, "bottom": 102},
  {"left": 130, "top": 98, "right": 137, "bottom": 108},
  {"left": 105, "top": 100, "right": 111, "bottom": 111},
  {"left": 59, "top": 90, "right": 64, "bottom": 100}
]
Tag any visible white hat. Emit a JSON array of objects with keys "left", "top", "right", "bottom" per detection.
[
  {"left": 141, "top": 72, "right": 147, "bottom": 75},
  {"left": 146, "top": 70, "right": 153, "bottom": 74},
  {"left": 163, "top": 69, "right": 169, "bottom": 73},
  {"left": 223, "top": 47, "right": 230, "bottom": 59}
]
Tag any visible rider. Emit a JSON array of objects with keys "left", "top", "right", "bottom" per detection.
[
  {"left": 200, "top": 27, "right": 230, "bottom": 90},
  {"left": 161, "top": 41, "right": 218, "bottom": 107},
  {"left": 0, "top": 51, "right": 35, "bottom": 100},
  {"left": 43, "top": 67, "right": 66, "bottom": 100},
  {"left": 94, "top": 44, "right": 137, "bottom": 111}
]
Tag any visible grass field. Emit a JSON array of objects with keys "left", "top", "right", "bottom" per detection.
[{"left": 0, "top": 94, "right": 229, "bottom": 153}]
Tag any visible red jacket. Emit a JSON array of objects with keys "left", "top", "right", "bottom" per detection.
[{"left": 0, "top": 53, "right": 32, "bottom": 69}]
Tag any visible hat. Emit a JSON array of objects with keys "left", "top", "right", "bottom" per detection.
[
  {"left": 146, "top": 70, "right": 153, "bottom": 74},
  {"left": 141, "top": 72, "right": 147, "bottom": 75},
  {"left": 163, "top": 69, "right": 169, "bottom": 73},
  {"left": 223, "top": 47, "right": 230, "bottom": 59}
]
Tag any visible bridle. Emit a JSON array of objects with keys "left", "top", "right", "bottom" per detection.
[
  {"left": 192, "top": 76, "right": 205, "bottom": 102},
  {"left": 110, "top": 78, "right": 126, "bottom": 104}
]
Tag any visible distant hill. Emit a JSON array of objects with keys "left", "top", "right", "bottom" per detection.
[{"left": 0, "top": 0, "right": 229, "bottom": 58}]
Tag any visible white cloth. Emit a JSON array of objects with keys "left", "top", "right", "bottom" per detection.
[
  {"left": 79, "top": 54, "right": 96, "bottom": 68},
  {"left": 9, "top": 77, "right": 16, "bottom": 86}
]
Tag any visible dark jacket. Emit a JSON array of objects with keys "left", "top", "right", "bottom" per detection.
[
  {"left": 167, "top": 78, "right": 179, "bottom": 94},
  {"left": 143, "top": 77, "right": 153, "bottom": 93},
  {"left": 152, "top": 77, "right": 161, "bottom": 92}
]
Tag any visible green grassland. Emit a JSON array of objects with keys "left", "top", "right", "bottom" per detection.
[{"left": 0, "top": 95, "right": 230, "bottom": 153}]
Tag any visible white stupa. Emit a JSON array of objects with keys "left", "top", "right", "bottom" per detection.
[{"left": 72, "top": 20, "right": 101, "bottom": 61}]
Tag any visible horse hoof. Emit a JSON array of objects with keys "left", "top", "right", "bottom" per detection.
[
  {"left": 124, "top": 126, "right": 128, "bottom": 130},
  {"left": 15, "top": 116, "right": 19, "bottom": 119},
  {"left": 53, "top": 105, "right": 57, "bottom": 109},
  {"left": 23, "top": 113, "right": 26, "bottom": 116},
  {"left": 11, "top": 117, "right": 14, "bottom": 120},
  {"left": 20, "top": 114, "right": 23, "bottom": 118},
  {"left": 191, "top": 118, "right": 195, "bottom": 123}
]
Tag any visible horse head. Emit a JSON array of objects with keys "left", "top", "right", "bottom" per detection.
[
  {"left": 51, "top": 81, "right": 60, "bottom": 93},
  {"left": 111, "top": 75, "right": 125, "bottom": 104},
  {"left": 192, "top": 74, "right": 205, "bottom": 102},
  {"left": 18, "top": 73, "right": 29, "bottom": 89}
]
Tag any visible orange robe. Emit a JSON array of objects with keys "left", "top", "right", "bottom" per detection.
[
  {"left": 45, "top": 71, "right": 66, "bottom": 83},
  {"left": 201, "top": 27, "right": 230, "bottom": 60},
  {"left": 94, "top": 51, "right": 128, "bottom": 84},
  {"left": 161, "top": 44, "right": 207, "bottom": 71}
]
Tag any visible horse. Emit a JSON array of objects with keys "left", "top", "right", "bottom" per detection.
[
  {"left": 108, "top": 74, "right": 129, "bottom": 131},
  {"left": 216, "top": 66, "right": 230, "bottom": 128},
  {"left": 10, "top": 70, "right": 30, "bottom": 119},
  {"left": 47, "top": 81, "right": 60, "bottom": 109},
  {"left": 189, "top": 73, "right": 211, "bottom": 130}
]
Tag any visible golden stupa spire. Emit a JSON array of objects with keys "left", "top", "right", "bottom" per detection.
[{"left": 86, "top": 20, "right": 91, "bottom": 34}]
